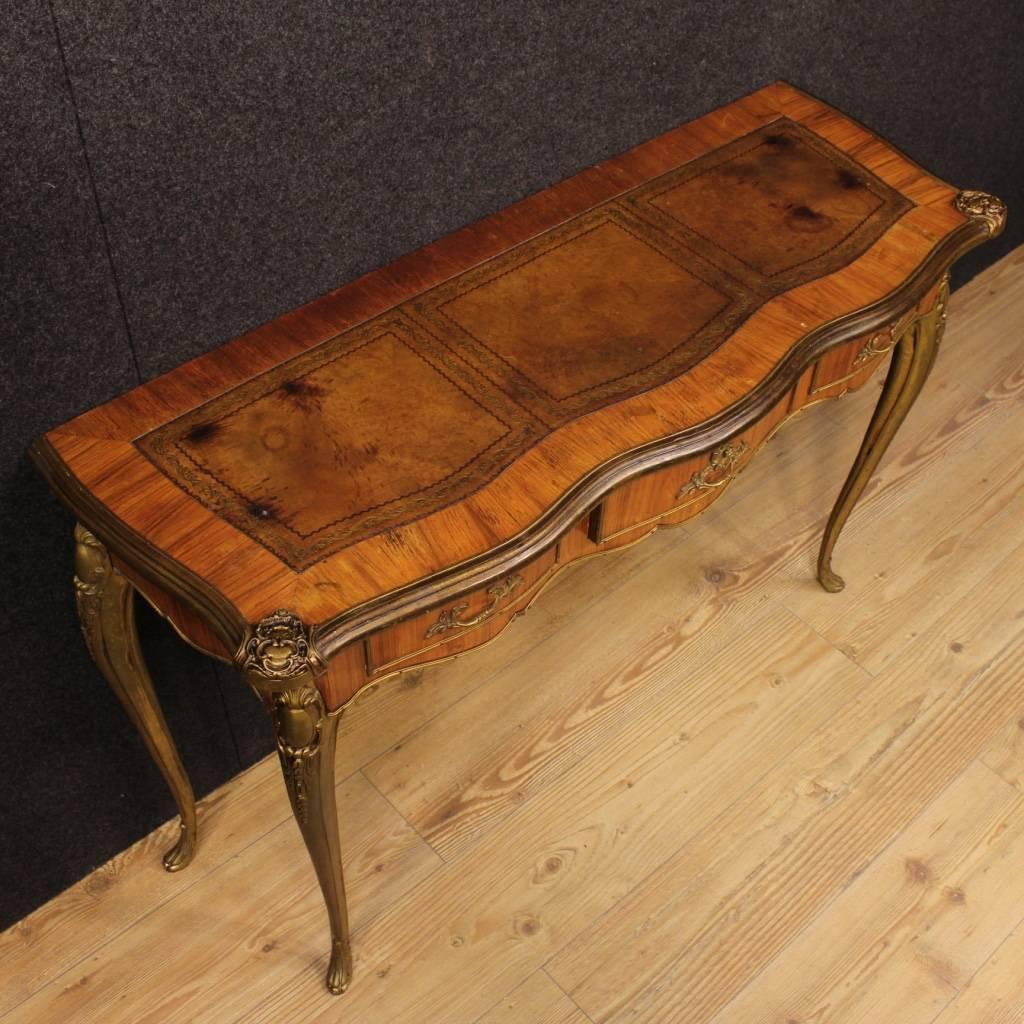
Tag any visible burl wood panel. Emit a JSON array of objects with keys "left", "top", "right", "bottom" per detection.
[{"left": 134, "top": 118, "right": 908, "bottom": 570}]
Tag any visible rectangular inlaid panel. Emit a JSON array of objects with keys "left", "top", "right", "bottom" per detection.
[
  {"left": 136, "top": 117, "right": 912, "bottom": 571},
  {"left": 138, "top": 315, "right": 544, "bottom": 569},
  {"left": 410, "top": 206, "right": 752, "bottom": 425},
  {"left": 629, "top": 119, "right": 910, "bottom": 292}
]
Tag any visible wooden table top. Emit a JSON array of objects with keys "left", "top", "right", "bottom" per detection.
[{"left": 32, "top": 81, "right": 1001, "bottom": 658}]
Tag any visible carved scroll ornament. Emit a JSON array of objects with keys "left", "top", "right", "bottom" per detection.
[{"left": 677, "top": 442, "right": 750, "bottom": 499}]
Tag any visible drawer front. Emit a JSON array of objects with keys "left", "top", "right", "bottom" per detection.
[
  {"left": 365, "top": 545, "right": 557, "bottom": 675},
  {"left": 592, "top": 392, "right": 791, "bottom": 543},
  {"left": 798, "top": 300, "right": 919, "bottom": 406},
  {"left": 809, "top": 328, "right": 895, "bottom": 400}
]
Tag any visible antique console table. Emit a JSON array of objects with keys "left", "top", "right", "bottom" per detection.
[{"left": 31, "top": 82, "right": 1005, "bottom": 994}]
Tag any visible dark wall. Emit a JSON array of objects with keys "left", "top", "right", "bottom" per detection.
[{"left": 2, "top": 0, "right": 1021, "bottom": 928}]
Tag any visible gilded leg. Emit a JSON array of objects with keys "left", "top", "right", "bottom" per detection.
[
  {"left": 239, "top": 611, "right": 352, "bottom": 995},
  {"left": 817, "top": 276, "right": 949, "bottom": 592},
  {"left": 73, "top": 524, "right": 197, "bottom": 870}
]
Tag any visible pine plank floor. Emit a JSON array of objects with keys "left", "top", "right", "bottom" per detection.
[{"left": 2, "top": 244, "right": 1023, "bottom": 1024}]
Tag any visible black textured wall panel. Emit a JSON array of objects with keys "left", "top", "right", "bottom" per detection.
[
  {"left": 2, "top": 0, "right": 1021, "bottom": 927},
  {"left": 53, "top": 0, "right": 1023, "bottom": 380},
  {"left": 0, "top": 1, "right": 256, "bottom": 930}
]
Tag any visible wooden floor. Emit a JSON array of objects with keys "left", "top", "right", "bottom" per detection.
[{"left": 3, "top": 246, "right": 1024, "bottom": 1024}]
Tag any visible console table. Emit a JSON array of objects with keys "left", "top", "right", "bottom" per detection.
[{"left": 31, "top": 81, "right": 1005, "bottom": 995}]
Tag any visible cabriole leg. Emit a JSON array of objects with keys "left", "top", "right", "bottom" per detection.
[
  {"left": 817, "top": 275, "right": 949, "bottom": 592},
  {"left": 239, "top": 611, "right": 352, "bottom": 995},
  {"left": 73, "top": 523, "right": 197, "bottom": 870}
]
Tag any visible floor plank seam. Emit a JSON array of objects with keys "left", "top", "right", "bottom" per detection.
[
  {"left": 924, "top": 969, "right": 971, "bottom": 1024},
  {"left": 556, "top": 566, "right": 1024, "bottom": 1021},
  {"left": 543, "top": 966, "right": 597, "bottom": 1023},
  {"left": 348, "top": 665, "right": 513, "bottom": 775},
  {"left": 533, "top": 646, "right": 876, "bottom": 996},
  {"left": 769, "top": 592, "right": 880, "bottom": 680},
  {"left": 640, "top": 733, "right": 1023, "bottom": 1024},
  {"left": 357, "top": 768, "right": 444, "bottom": 863},
  {"left": 0, "top": 831, "right": 241, "bottom": 1022},
  {"left": 976, "top": 753, "right": 1024, "bottom": 795},
  {"left": 928, "top": 905, "right": 1024, "bottom": 1023},
  {"left": 773, "top": 423, "right": 1024, "bottom": 678},
  {"left": 398, "top": 592, "right": 869, "bottom": 878}
]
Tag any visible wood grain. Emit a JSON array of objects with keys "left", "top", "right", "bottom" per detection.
[
  {"left": 551, "top": 548, "right": 1024, "bottom": 1024},
  {"left": 700, "top": 762, "right": 1022, "bottom": 1024},
  {"left": 933, "top": 918, "right": 1024, "bottom": 1023},
  {"left": 477, "top": 973, "right": 589, "bottom": 1024},
  {"left": 4, "top": 242, "right": 1021, "bottom": 1024},
  {"left": 30, "top": 80, "right": 995, "bottom": 675}
]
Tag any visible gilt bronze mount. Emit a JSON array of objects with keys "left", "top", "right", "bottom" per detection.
[
  {"left": 677, "top": 442, "right": 750, "bottom": 499},
  {"left": 72, "top": 525, "right": 197, "bottom": 872},
  {"left": 424, "top": 574, "right": 526, "bottom": 638},
  {"left": 237, "top": 610, "right": 352, "bottom": 994},
  {"left": 34, "top": 84, "right": 1005, "bottom": 997},
  {"left": 955, "top": 189, "right": 1008, "bottom": 237}
]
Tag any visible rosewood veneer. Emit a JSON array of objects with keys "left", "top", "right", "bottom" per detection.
[{"left": 31, "top": 81, "right": 1005, "bottom": 994}]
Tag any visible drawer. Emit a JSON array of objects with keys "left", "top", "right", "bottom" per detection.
[
  {"left": 364, "top": 545, "right": 557, "bottom": 675},
  {"left": 797, "top": 303, "right": 918, "bottom": 406},
  {"left": 591, "top": 392, "right": 791, "bottom": 543},
  {"left": 810, "top": 331, "right": 893, "bottom": 399}
]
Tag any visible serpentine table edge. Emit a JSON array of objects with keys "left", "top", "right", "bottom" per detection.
[{"left": 28, "top": 80, "right": 1006, "bottom": 995}]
